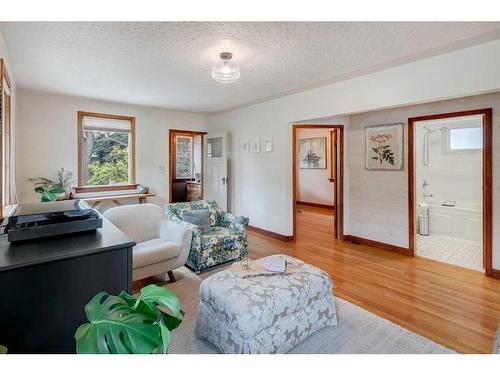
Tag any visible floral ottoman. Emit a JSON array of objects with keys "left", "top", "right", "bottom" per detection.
[{"left": 194, "top": 255, "right": 338, "bottom": 354}]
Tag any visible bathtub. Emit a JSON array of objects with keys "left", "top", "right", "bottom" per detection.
[{"left": 418, "top": 201, "right": 482, "bottom": 241}]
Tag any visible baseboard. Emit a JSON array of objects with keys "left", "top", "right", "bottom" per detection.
[
  {"left": 486, "top": 269, "right": 500, "bottom": 279},
  {"left": 296, "top": 201, "right": 335, "bottom": 210},
  {"left": 343, "top": 235, "right": 410, "bottom": 255},
  {"left": 247, "top": 225, "right": 293, "bottom": 242}
]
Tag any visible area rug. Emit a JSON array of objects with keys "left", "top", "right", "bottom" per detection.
[{"left": 166, "top": 267, "right": 454, "bottom": 354}]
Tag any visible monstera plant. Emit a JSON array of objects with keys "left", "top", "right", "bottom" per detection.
[{"left": 75, "top": 285, "right": 183, "bottom": 354}]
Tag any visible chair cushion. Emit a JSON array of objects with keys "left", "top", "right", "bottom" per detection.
[
  {"left": 200, "top": 226, "right": 242, "bottom": 247},
  {"left": 181, "top": 209, "right": 212, "bottom": 234},
  {"left": 192, "top": 226, "right": 246, "bottom": 270},
  {"left": 167, "top": 200, "right": 218, "bottom": 226},
  {"left": 133, "top": 238, "right": 181, "bottom": 269}
]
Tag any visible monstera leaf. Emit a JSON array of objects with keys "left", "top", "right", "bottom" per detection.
[
  {"left": 120, "top": 285, "right": 183, "bottom": 331},
  {"left": 75, "top": 285, "right": 182, "bottom": 354}
]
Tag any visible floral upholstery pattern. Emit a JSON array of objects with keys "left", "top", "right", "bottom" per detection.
[
  {"left": 194, "top": 255, "right": 338, "bottom": 353},
  {"left": 494, "top": 324, "right": 500, "bottom": 354},
  {"left": 165, "top": 200, "right": 249, "bottom": 273}
]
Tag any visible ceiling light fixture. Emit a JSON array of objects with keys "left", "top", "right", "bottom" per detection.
[{"left": 212, "top": 52, "right": 240, "bottom": 84}]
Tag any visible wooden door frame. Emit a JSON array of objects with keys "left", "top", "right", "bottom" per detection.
[
  {"left": 168, "top": 129, "right": 208, "bottom": 203},
  {"left": 292, "top": 124, "right": 344, "bottom": 241},
  {"left": 408, "top": 108, "right": 493, "bottom": 274}
]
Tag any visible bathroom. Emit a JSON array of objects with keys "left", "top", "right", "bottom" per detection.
[{"left": 414, "top": 114, "right": 484, "bottom": 271}]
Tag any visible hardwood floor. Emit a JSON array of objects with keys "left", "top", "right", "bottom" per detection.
[{"left": 247, "top": 204, "right": 500, "bottom": 354}]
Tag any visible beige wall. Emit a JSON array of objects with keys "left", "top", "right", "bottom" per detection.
[
  {"left": 296, "top": 128, "right": 334, "bottom": 206},
  {"left": 15, "top": 89, "right": 208, "bottom": 206},
  {"left": 348, "top": 92, "right": 500, "bottom": 269}
]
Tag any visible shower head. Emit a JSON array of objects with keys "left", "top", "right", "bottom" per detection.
[
  {"left": 423, "top": 126, "right": 449, "bottom": 134},
  {"left": 422, "top": 126, "right": 449, "bottom": 166}
]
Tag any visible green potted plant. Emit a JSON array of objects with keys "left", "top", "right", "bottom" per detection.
[
  {"left": 29, "top": 168, "right": 75, "bottom": 202},
  {"left": 75, "top": 284, "right": 183, "bottom": 354},
  {"left": 0, "top": 345, "right": 7, "bottom": 354}
]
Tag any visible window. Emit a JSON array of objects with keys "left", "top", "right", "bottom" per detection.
[
  {"left": 1, "top": 59, "right": 14, "bottom": 217},
  {"left": 78, "top": 112, "right": 135, "bottom": 187},
  {"left": 175, "top": 135, "right": 193, "bottom": 179},
  {"left": 448, "top": 127, "right": 483, "bottom": 151}
]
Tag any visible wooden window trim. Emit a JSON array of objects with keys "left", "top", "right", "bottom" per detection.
[
  {"left": 77, "top": 111, "right": 136, "bottom": 192},
  {"left": 72, "top": 184, "right": 139, "bottom": 194},
  {"left": 0, "top": 59, "right": 15, "bottom": 219}
]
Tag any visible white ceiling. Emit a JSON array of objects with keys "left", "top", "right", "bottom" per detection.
[{"left": 1, "top": 22, "right": 500, "bottom": 114}]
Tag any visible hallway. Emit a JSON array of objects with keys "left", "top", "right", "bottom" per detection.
[{"left": 296, "top": 204, "right": 336, "bottom": 249}]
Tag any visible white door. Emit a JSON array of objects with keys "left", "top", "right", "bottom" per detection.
[{"left": 204, "top": 133, "right": 228, "bottom": 211}]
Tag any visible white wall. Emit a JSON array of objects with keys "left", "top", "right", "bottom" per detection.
[
  {"left": 296, "top": 128, "right": 334, "bottom": 206},
  {"left": 15, "top": 89, "right": 208, "bottom": 206},
  {"left": 209, "top": 39, "right": 500, "bottom": 268}
]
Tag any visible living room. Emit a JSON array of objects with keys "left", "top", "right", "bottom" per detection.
[{"left": 1, "top": 1, "right": 500, "bottom": 374}]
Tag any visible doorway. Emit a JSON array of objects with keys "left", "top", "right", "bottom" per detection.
[
  {"left": 168, "top": 129, "right": 207, "bottom": 203},
  {"left": 203, "top": 133, "right": 228, "bottom": 211},
  {"left": 292, "top": 124, "right": 344, "bottom": 241},
  {"left": 408, "top": 109, "right": 492, "bottom": 274}
]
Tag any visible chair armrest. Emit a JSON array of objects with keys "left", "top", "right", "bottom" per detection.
[
  {"left": 160, "top": 220, "right": 191, "bottom": 244},
  {"left": 160, "top": 221, "right": 193, "bottom": 269},
  {"left": 217, "top": 210, "right": 249, "bottom": 233}
]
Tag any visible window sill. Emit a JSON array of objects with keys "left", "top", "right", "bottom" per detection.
[{"left": 73, "top": 184, "right": 138, "bottom": 194}]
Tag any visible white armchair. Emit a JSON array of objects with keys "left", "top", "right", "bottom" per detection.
[{"left": 103, "top": 203, "right": 192, "bottom": 282}]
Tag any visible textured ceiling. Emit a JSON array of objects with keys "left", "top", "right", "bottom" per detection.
[{"left": 1, "top": 22, "right": 500, "bottom": 114}]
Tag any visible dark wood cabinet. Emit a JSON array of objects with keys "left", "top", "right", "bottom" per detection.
[{"left": 0, "top": 218, "right": 134, "bottom": 353}]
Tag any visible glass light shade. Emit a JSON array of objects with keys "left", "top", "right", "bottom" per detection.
[{"left": 212, "top": 59, "right": 240, "bottom": 84}]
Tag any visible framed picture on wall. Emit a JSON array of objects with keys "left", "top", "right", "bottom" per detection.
[
  {"left": 365, "top": 123, "right": 403, "bottom": 170},
  {"left": 250, "top": 137, "right": 261, "bottom": 153},
  {"left": 298, "top": 137, "right": 327, "bottom": 169},
  {"left": 263, "top": 136, "right": 273, "bottom": 152},
  {"left": 175, "top": 135, "right": 193, "bottom": 179},
  {"left": 240, "top": 137, "right": 250, "bottom": 153}
]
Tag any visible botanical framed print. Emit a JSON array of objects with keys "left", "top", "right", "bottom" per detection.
[
  {"left": 365, "top": 123, "right": 403, "bottom": 170},
  {"left": 250, "top": 137, "right": 261, "bottom": 153},
  {"left": 263, "top": 136, "right": 273, "bottom": 152},
  {"left": 240, "top": 137, "right": 249, "bottom": 153},
  {"left": 298, "top": 137, "right": 326, "bottom": 169}
]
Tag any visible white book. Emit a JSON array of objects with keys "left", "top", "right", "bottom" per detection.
[{"left": 265, "top": 256, "right": 286, "bottom": 273}]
